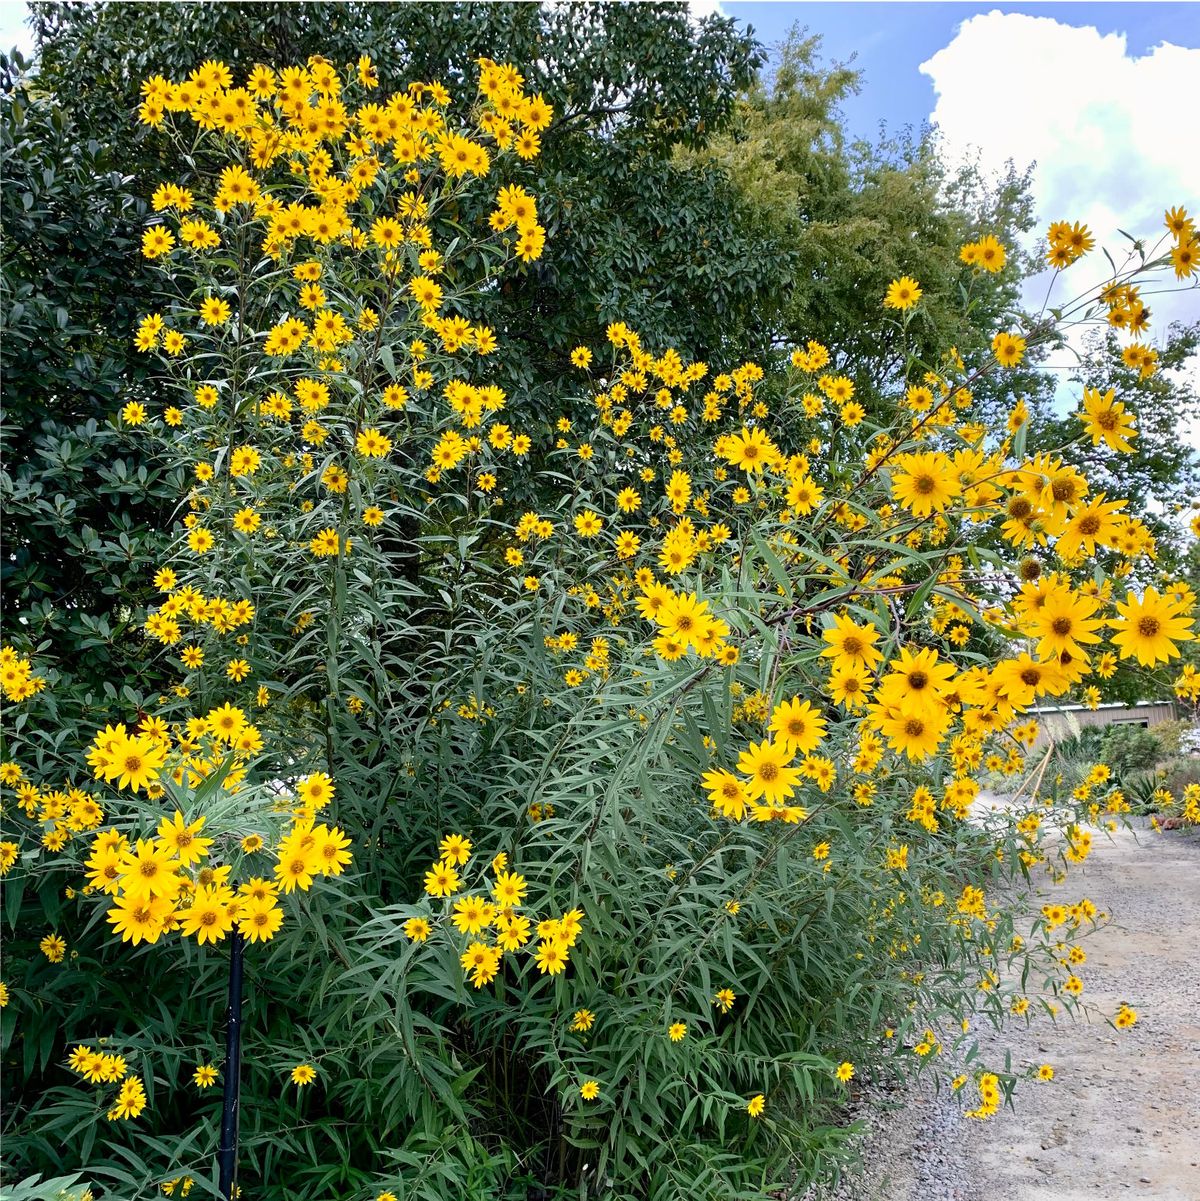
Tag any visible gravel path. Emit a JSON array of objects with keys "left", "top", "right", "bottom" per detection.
[{"left": 817, "top": 816, "right": 1200, "bottom": 1201}]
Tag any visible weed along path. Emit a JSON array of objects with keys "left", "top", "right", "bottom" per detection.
[{"left": 826, "top": 816, "right": 1200, "bottom": 1201}]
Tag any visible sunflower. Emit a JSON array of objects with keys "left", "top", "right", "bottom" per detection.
[
  {"left": 534, "top": 939, "right": 568, "bottom": 975},
  {"left": 876, "top": 646, "right": 956, "bottom": 714},
  {"left": 1110, "top": 587, "right": 1194, "bottom": 666},
  {"left": 492, "top": 870, "right": 527, "bottom": 908},
  {"left": 785, "top": 473, "right": 824, "bottom": 514},
  {"left": 993, "top": 654, "right": 1068, "bottom": 709},
  {"left": 573, "top": 510, "right": 603, "bottom": 538},
  {"left": 423, "top": 859, "right": 461, "bottom": 898},
  {"left": 179, "top": 885, "right": 236, "bottom": 945},
  {"left": 106, "top": 894, "right": 172, "bottom": 946},
  {"left": 736, "top": 739, "right": 802, "bottom": 804},
  {"left": 1025, "top": 589, "right": 1102, "bottom": 660},
  {"left": 891, "top": 452, "right": 961, "bottom": 517},
  {"left": 883, "top": 276, "right": 922, "bottom": 310},
  {"left": 193, "top": 1064, "right": 220, "bottom": 1088},
  {"left": 828, "top": 665, "right": 870, "bottom": 710},
  {"left": 769, "top": 698, "right": 827, "bottom": 756},
  {"left": 878, "top": 707, "right": 949, "bottom": 761},
  {"left": 198, "top": 296, "right": 231, "bottom": 326},
  {"left": 991, "top": 330, "right": 1026, "bottom": 367},
  {"left": 155, "top": 811, "right": 212, "bottom": 867},
  {"left": 290, "top": 1063, "right": 317, "bottom": 1087},
  {"left": 1054, "top": 493, "right": 1125, "bottom": 559},
  {"left": 700, "top": 768, "right": 748, "bottom": 821},
  {"left": 821, "top": 614, "right": 883, "bottom": 671},
  {"left": 1078, "top": 387, "right": 1137, "bottom": 454},
  {"left": 659, "top": 591, "right": 711, "bottom": 647},
  {"left": 452, "top": 895, "right": 496, "bottom": 936},
  {"left": 355, "top": 427, "right": 393, "bottom": 458},
  {"left": 720, "top": 426, "right": 777, "bottom": 473}
]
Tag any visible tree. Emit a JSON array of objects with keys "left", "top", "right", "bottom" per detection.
[
  {"left": 1, "top": 51, "right": 180, "bottom": 731},
  {"left": 684, "top": 29, "right": 1039, "bottom": 391}
]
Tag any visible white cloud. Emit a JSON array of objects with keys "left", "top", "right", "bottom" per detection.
[
  {"left": 920, "top": 11, "right": 1200, "bottom": 444},
  {"left": 688, "top": 0, "right": 727, "bottom": 22},
  {"left": 0, "top": 1, "right": 34, "bottom": 60}
]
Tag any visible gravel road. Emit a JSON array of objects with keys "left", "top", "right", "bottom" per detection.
[{"left": 814, "top": 815, "right": 1200, "bottom": 1201}]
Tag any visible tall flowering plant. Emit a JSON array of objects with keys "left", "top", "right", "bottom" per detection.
[{"left": 1, "top": 48, "right": 1197, "bottom": 1201}]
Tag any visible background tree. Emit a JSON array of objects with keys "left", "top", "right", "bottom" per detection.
[{"left": 683, "top": 30, "right": 1039, "bottom": 387}]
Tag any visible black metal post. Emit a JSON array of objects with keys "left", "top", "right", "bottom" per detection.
[{"left": 217, "top": 929, "right": 245, "bottom": 1200}]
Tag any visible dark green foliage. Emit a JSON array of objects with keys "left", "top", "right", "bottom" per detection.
[
  {"left": 1, "top": 51, "right": 180, "bottom": 734},
  {"left": 1099, "top": 722, "right": 1163, "bottom": 777}
]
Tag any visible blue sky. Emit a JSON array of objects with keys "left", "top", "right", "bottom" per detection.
[
  {"left": 721, "top": 3, "right": 1200, "bottom": 435},
  {"left": 725, "top": 3, "right": 1199, "bottom": 141}
]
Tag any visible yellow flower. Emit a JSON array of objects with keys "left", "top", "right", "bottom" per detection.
[
  {"left": 746, "top": 1093, "right": 765, "bottom": 1118},
  {"left": 991, "top": 330, "right": 1026, "bottom": 367},
  {"left": 1110, "top": 587, "right": 1194, "bottom": 666},
  {"left": 179, "top": 885, "right": 236, "bottom": 945},
  {"left": 199, "top": 296, "right": 231, "bottom": 326},
  {"left": 883, "top": 276, "right": 921, "bottom": 310},
  {"left": 239, "top": 897, "right": 283, "bottom": 943},
  {"left": 736, "top": 739, "right": 801, "bottom": 805},
  {"left": 668, "top": 1021, "right": 686, "bottom": 1042},
  {"left": 439, "top": 833, "right": 472, "bottom": 865},
  {"left": 700, "top": 768, "right": 747, "bottom": 821},
  {"left": 39, "top": 933, "right": 67, "bottom": 962},
  {"left": 404, "top": 916, "right": 432, "bottom": 942},
  {"left": 574, "top": 510, "right": 603, "bottom": 537},
  {"left": 1078, "top": 387, "right": 1137, "bottom": 453},
  {"left": 423, "top": 860, "right": 461, "bottom": 898},
  {"left": 720, "top": 426, "right": 777, "bottom": 473},
  {"left": 768, "top": 697, "right": 827, "bottom": 756},
  {"left": 356, "top": 427, "right": 393, "bottom": 458},
  {"left": 193, "top": 1064, "right": 219, "bottom": 1088},
  {"left": 534, "top": 939, "right": 569, "bottom": 974},
  {"left": 290, "top": 1063, "right": 316, "bottom": 1087},
  {"left": 108, "top": 1075, "right": 148, "bottom": 1120}
]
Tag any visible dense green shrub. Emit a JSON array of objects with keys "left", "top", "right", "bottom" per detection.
[{"left": 1099, "top": 724, "right": 1163, "bottom": 777}]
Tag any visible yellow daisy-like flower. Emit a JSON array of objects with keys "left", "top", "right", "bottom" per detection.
[
  {"left": 198, "top": 296, "right": 231, "bottom": 326},
  {"left": 883, "top": 276, "right": 921, "bottom": 310},
  {"left": 1110, "top": 587, "right": 1194, "bottom": 666},
  {"left": 290, "top": 1063, "right": 316, "bottom": 1087},
  {"left": 736, "top": 739, "right": 801, "bottom": 805},
  {"left": 193, "top": 1064, "right": 219, "bottom": 1088}
]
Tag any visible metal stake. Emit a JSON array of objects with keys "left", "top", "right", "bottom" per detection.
[{"left": 217, "top": 929, "right": 245, "bottom": 1199}]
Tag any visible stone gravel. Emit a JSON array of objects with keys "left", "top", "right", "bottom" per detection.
[{"left": 805, "top": 816, "right": 1200, "bottom": 1201}]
